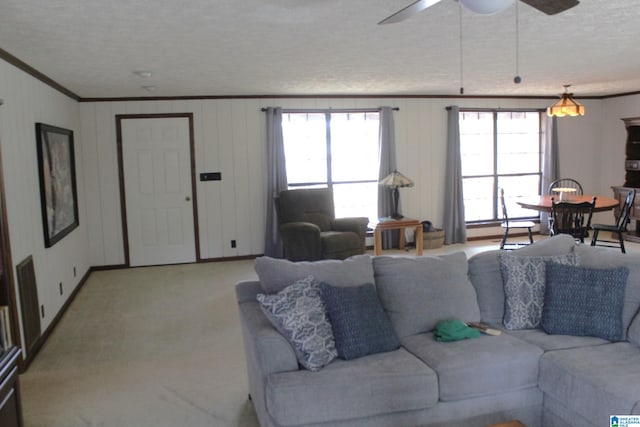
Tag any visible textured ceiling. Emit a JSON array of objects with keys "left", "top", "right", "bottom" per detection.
[{"left": 0, "top": 0, "right": 638, "bottom": 98}]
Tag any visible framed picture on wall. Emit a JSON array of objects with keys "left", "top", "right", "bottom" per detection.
[{"left": 35, "top": 123, "right": 79, "bottom": 248}]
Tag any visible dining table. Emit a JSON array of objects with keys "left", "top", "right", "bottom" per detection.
[{"left": 516, "top": 194, "right": 620, "bottom": 213}]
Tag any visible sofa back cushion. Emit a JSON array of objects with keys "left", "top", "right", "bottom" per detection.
[
  {"left": 373, "top": 252, "right": 481, "bottom": 339},
  {"left": 468, "top": 234, "right": 577, "bottom": 324},
  {"left": 255, "top": 255, "right": 374, "bottom": 293}
]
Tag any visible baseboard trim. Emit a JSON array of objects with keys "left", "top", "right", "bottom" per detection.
[{"left": 19, "top": 267, "right": 92, "bottom": 372}]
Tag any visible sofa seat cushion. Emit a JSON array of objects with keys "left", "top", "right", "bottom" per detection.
[
  {"left": 265, "top": 347, "right": 438, "bottom": 426},
  {"left": 504, "top": 327, "right": 609, "bottom": 351},
  {"left": 539, "top": 343, "right": 640, "bottom": 423},
  {"left": 401, "top": 332, "right": 542, "bottom": 401}
]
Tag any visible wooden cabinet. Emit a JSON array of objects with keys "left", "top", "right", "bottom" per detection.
[
  {"left": 612, "top": 118, "right": 640, "bottom": 242},
  {"left": 0, "top": 347, "right": 23, "bottom": 427},
  {"left": 623, "top": 117, "right": 640, "bottom": 188}
]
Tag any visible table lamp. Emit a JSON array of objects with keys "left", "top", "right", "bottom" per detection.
[{"left": 379, "top": 170, "right": 414, "bottom": 219}]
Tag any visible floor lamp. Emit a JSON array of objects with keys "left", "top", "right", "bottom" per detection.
[{"left": 380, "top": 170, "right": 414, "bottom": 219}]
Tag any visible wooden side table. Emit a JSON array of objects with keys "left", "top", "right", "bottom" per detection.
[
  {"left": 370, "top": 218, "right": 423, "bottom": 256},
  {"left": 485, "top": 421, "right": 526, "bottom": 427}
]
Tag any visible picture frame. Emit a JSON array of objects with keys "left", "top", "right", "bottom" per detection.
[{"left": 35, "top": 123, "right": 79, "bottom": 248}]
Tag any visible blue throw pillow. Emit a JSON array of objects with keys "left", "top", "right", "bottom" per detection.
[
  {"left": 541, "top": 263, "right": 629, "bottom": 342},
  {"left": 319, "top": 282, "right": 400, "bottom": 360}
]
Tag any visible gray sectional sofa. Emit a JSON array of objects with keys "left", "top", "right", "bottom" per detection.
[{"left": 236, "top": 234, "right": 640, "bottom": 427}]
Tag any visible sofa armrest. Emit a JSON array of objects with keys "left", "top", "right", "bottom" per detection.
[
  {"left": 238, "top": 301, "right": 299, "bottom": 375},
  {"left": 237, "top": 300, "right": 299, "bottom": 425},
  {"left": 279, "top": 222, "right": 322, "bottom": 260},
  {"left": 332, "top": 217, "right": 369, "bottom": 240}
]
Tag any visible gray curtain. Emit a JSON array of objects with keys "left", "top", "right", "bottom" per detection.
[
  {"left": 443, "top": 106, "right": 467, "bottom": 244},
  {"left": 539, "top": 115, "right": 559, "bottom": 234},
  {"left": 377, "top": 106, "right": 399, "bottom": 248},
  {"left": 264, "top": 107, "right": 288, "bottom": 257}
]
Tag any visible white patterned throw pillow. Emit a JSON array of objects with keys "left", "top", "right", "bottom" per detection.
[
  {"left": 499, "top": 253, "right": 580, "bottom": 330},
  {"left": 257, "top": 275, "right": 337, "bottom": 371}
]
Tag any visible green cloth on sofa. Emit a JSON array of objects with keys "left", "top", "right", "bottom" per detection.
[{"left": 434, "top": 319, "right": 481, "bottom": 342}]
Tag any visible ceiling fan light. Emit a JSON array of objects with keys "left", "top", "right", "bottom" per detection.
[
  {"left": 459, "top": 0, "right": 514, "bottom": 15},
  {"left": 547, "top": 90, "right": 585, "bottom": 117}
]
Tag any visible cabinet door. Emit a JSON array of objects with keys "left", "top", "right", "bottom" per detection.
[
  {"left": 0, "top": 384, "right": 21, "bottom": 427},
  {"left": 0, "top": 349, "right": 23, "bottom": 427}
]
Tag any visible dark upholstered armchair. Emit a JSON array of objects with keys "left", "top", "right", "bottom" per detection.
[{"left": 276, "top": 188, "right": 369, "bottom": 261}]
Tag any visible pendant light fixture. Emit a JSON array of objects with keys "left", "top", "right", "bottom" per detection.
[{"left": 547, "top": 85, "right": 585, "bottom": 117}]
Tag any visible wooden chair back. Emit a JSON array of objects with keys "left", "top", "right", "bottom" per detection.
[{"left": 550, "top": 196, "right": 596, "bottom": 243}]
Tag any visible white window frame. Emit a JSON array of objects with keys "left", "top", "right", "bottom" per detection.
[
  {"left": 459, "top": 109, "right": 543, "bottom": 223},
  {"left": 281, "top": 109, "right": 380, "bottom": 221}
]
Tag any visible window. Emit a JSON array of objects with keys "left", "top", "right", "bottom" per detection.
[
  {"left": 281, "top": 111, "right": 379, "bottom": 222},
  {"left": 459, "top": 110, "right": 542, "bottom": 223}
]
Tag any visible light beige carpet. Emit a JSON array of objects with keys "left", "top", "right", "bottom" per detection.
[
  {"left": 19, "top": 260, "right": 261, "bottom": 427},
  {"left": 20, "top": 237, "right": 624, "bottom": 426}
]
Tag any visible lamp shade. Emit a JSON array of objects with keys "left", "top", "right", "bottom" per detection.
[
  {"left": 460, "top": 0, "right": 514, "bottom": 15},
  {"left": 547, "top": 86, "right": 585, "bottom": 117},
  {"left": 379, "top": 170, "right": 414, "bottom": 188}
]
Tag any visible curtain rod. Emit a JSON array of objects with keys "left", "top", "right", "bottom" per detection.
[
  {"left": 261, "top": 107, "right": 399, "bottom": 112},
  {"left": 447, "top": 106, "right": 545, "bottom": 112}
]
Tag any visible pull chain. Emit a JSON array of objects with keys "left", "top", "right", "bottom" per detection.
[
  {"left": 514, "top": 1, "right": 522, "bottom": 84},
  {"left": 459, "top": 3, "right": 464, "bottom": 95}
]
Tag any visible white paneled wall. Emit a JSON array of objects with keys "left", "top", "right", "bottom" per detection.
[
  {"left": 81, "top": 96, "right": 600, "bottom": 265},
  {"left": 0, "top": 60, "right": 89, "bottom": 358}
]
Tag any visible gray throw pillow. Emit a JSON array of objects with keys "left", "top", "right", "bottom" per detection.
[
  {"left": 541, "top": 263, "right": 629, "bottom": 342},
  {"left": 257, "top": 276, "right": 337, "bottom": 371},
  {"left": 373, "top": 252, "right": 481, "bottom": 339},
  {"left": 319, "top": 282, "right": 399, "bottom": 360},
  {"left": 499, "top": 253, "right": 580, "bottom": 330},
  {"left": 254, "top": 255, "right": 374, "bottom": 293}
]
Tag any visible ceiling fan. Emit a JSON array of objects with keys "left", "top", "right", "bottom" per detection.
[{"left": 379, "top": 0, "right": 579, "bottom": 24}]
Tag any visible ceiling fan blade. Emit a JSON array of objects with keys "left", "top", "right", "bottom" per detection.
[
  {"left": 519, "top": 0, "right": 579, "bottom": 15},
  {"left": 378, "top": 0, "right": 443, "bottom": 25}
]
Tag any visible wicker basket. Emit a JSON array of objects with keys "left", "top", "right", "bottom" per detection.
[{"left": 423, "top": 229, "right": 445, "bottom": 249}]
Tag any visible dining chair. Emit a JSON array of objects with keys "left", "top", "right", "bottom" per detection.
[
  {"left": 550, "top": 196, "right": 596, "bottom": 243},
  {"left": 591, "top": 189, "right": 636, "bottom": 253},
  {"left": 499, "top": 188, "right": 535, "bottom": 250},
  {"left": 548, "top": 178, "right": 584, "bottom": 196}
]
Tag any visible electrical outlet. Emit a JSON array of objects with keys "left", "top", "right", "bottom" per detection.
[
  {"left": 59, "top": 282, "right": 63, "bottom": 295},
  {"left": 231, "top": 240, "right": 236, "bottom": 248}
]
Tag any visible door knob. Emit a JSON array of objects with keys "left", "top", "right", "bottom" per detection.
[{"left": 185, "top": 196, "right": 191, "bottom": 201}]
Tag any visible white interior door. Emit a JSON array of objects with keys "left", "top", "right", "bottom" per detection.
[{"left": 122, "top": 117, "right": 196, "bottom": 266}]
